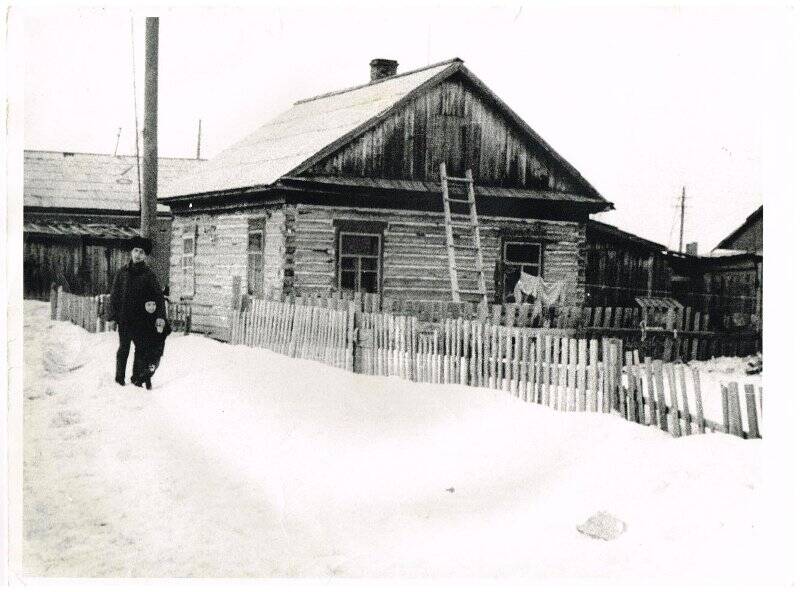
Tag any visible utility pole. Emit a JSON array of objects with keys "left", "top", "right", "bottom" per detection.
[
  {"left": 142, "top": 17, "right": 161, "bottom": 278},
  {"left": 196, "top": 119, "right": 202, "bottom": 160},
  {"left": 141, "top": 17, "right": 158, "bottom": 239},
  {"left": 679, "top": 186, "right": 686, "bottom": 254}
]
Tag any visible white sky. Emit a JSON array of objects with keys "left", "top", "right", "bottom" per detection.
[{"left": 19, "top": 4, "right": 796, "bottom": 252}]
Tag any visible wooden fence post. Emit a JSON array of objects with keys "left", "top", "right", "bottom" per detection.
[
  {"left": 744, "top": 384, "right": 761, "bottom": 439},
  {"left": 665, "top": 364, "right": 681, "bottom": 437},
  {"left": 691, "top": 368, "right": 706, "bottom": 434},
  {"left": 49, "top": 283, "right": 58, "bottom": 320},
  {"left": 721, "top": 385, "right": 730, "bottom": 434},
  {"left": 652, "top": 360, "right": 668, "bottom": 432},
  {"left": 727, "top": 382, "right": 744, "bottom": 438},
  {"left": 56, "top": 286, "right": 64, "bottom": 321}
]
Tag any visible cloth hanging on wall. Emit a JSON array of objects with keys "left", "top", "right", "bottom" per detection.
[{"left": 513, "top": 272, "right": 567, "bottom": 310}]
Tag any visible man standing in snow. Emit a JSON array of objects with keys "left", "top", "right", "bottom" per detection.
[{"left": 108, "top": 237, "right": 166, "bottom": 386}]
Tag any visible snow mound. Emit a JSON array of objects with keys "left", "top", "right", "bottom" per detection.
[
  {"left": 577, "top": 511, "right": 626, "bottom": 541},
  {"left": 22, "top": 301, "right": 769, "bottom": 581}
]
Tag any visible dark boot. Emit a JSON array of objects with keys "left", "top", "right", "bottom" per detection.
[{"left": 116, "top": 325, "right": 132, "bottom": 386}]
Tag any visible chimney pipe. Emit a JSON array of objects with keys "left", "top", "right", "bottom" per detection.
[{"left": 370, "top": 58, "right": 398, "bottom": 82}]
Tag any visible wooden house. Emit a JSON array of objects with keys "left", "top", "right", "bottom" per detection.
[
  {"left": 23, "top": 150, "right": 204, "bottom": 298},
  {"left": 159, "top": 58, "right": 613, "bottom": 338}
]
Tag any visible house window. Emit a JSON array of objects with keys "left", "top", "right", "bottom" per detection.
[
  {"left": 247, "top": 218, "right": 265, "bottom": 297},
  {"left": 181, "top": 223, "right": 196, "bottom": 296},
  {"left": 502, "top": 240, "right": 543, "bottom": 303},
  {"left": 338, "top": 232, "right": 381, "bottom": 293}
]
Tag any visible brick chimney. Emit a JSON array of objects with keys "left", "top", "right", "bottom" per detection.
[{"left": 370, "top": 58, "right": 398, "bottom": 81}]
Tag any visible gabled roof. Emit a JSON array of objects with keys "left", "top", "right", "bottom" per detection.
[
  {"left": 159, "top": 58, "right": 608, "bottom": 206},
  {"left": 715, "top": 205, "right": 763, "bottom": 250},
  {"left": 25, "top": 150, "right": 205, "bottom": 212}
]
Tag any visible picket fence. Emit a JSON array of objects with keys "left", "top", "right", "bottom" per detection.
[
  {"left": 230, "top": 297, "right": 762, "bottom": 440},
  {"left": 51, "top": 285, "right": 192, "bottom": 334},
  {"left": 252, "top": 288, "right": 760, "bottom": 361},
  {"left": 229, "top": 299, "right": 356, "bottom": 371}
]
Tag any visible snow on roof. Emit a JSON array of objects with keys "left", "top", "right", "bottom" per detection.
[
  {"left": 159, "top": 60, "right": 456, "bottom": 199},
  {"left": 25, "top": 150, "right": 205, "bottom": 212}
]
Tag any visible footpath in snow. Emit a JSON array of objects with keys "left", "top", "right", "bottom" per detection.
[{"left": 22, "top": 300, "right": 769, "bottom": 580}]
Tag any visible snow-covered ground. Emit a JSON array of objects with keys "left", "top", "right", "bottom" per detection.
[{"left": 22, "top": 300, "right": 770, "bottom": 581}]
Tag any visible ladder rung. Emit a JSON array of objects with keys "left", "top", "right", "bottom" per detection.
[
  {"left": 445, "top": 197, "right": 473, "bottom": 204},
  {"left": 446, "top": 176, "right": 471, "bottom": 183},
  {"left": 448, "top": 244, "right": 480, "bottom": 251},
  {"left": 458, "top": 289, "right": 487, "bottom": 296}
]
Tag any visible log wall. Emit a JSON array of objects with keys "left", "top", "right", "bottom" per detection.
[
  {"left": 284, "top": 204, "right": 585, "bottom": 305},
  {"left": 170, "top": 206, "right": 285, "bottom": 338}
]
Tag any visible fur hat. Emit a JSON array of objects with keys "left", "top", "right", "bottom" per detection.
[{"left": 130, "top": 236, "right": 153, "bottom": 255}]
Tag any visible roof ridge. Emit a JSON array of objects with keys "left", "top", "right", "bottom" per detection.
[
  {"left": 24, "top": 149, "right": 207, "bottom": 161},
  {"left": 294, "top": 57, "right": 463, "bottom": 105}
]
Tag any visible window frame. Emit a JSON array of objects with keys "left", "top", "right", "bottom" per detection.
[
  {"left": 337, "top": 230, "right": 382, "bottom": 294},
  {"left": 500, "top": 238, "right": 544, "bottom": 303},
  {"left": 247, "top": 217, "right": 266, "bottom": 298},
  {"left": 181, "top": 222, "right": 196, "bottom": 297}
]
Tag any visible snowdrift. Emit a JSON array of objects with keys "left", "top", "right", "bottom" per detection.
[{"left": 22, "top": 301, "right": 768, "bottom": 581}]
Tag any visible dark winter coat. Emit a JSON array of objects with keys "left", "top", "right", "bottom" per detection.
[
  {"left": 132, "top": 314, "right": 172, "bottom": 383},
  {"left": 108, "top": 261, "right": 167, "bottom": 332}
]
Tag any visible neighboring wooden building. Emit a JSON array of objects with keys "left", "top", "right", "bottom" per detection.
[
  {"left": 585, "top": 219, "right": 678, "bottom": 307},
  {"left": 701, "top": 205, "right": 763, "bottom": 327},
  {"left": 23, "top": 150, "right": 204, "bottom": 299},
  {"left": 715, "top": 205, "right": 762, "bottom": 253},
  {"left": 160, "top": 58, "right": 613, "bottom": 338},
  {"left": 585, "top": 217, "right": 762, "bottom": 330}
]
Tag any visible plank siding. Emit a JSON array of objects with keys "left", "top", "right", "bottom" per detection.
[
  {"left": 23, "top": 238, "right": 139, "bottom": 299},
  {"left": 308, "top": 78, "right": 577, "bottom": 192}
]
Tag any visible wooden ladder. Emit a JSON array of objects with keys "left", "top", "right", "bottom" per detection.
[{"left": 439, "top": 162, "right": 488, "bottom": 305}]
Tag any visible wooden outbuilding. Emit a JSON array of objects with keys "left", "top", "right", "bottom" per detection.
[
  {"left": 715, "top": 205, "right": 762, "bottom": 253},
  {"left": 159, "top": 58, "right": 614, "bottom": 338},
  {"left": 585, "top": 216, "right": 762, "bottom": 330},
  {"left": 23, "top": 150, "right": 204, "bottom": 298}
]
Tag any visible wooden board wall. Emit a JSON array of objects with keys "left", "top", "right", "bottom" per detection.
[
  {"left": 308, "top": 77, "right": 579, "bottom": 192},
  {"left": 169, "top": 207, "right": 286, "bottom": 337},
  {"left": 24, "top": 239, "right": 131, "bottom": 299},
  {"left": 584, "top": 238, "right": 674, "bottom": 307},
  {"left": 285, "top": 204, "right": 585, "bottom": 305}
]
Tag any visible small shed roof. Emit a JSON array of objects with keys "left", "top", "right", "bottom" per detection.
[
  {"left": 587, "top": 219, "right": 668, "bottom": 253},
  {"left": 23, "top": 221, "right": 142, "bottom": 240},
  {"left": 635, "top": 296, "right": 683, "bottom": 310},
  {"left": 25, "top": 150, "right": 205, "bottom": 212}
]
